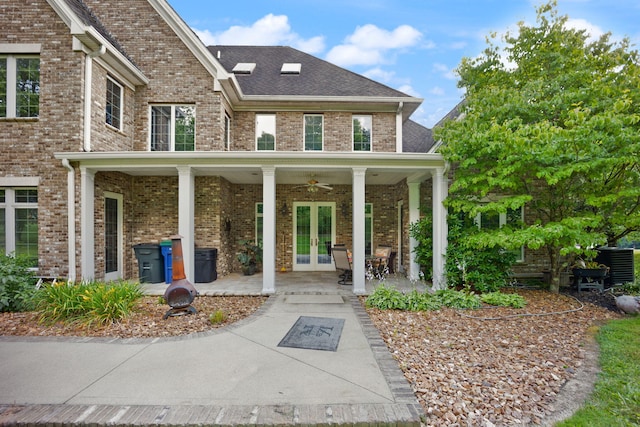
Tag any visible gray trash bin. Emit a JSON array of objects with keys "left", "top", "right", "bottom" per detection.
[
  {"left": 195, "top": 248, "right": 218, "bottom": 283},
  {"left": 133, "top": 244, "right": 164, "bottom": 283}
]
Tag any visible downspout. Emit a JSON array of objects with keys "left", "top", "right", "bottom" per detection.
[
  {"left": 83, "top": 45, "right": 106, "bottom": 152},
  {"left": 61, "top": 158, "right": 77, "bottom": 283}
]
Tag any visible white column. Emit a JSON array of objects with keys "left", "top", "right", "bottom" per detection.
[
  {"left": 177, "top": 166, "right": 195, "bottom": 282},
  {"left": 431, "top": 168, "right": 448, "bottom": 290},
  {"left": 352, "top": 167, "right": 367, "bottom": 294},
  {"left": 262, "top": 167, "right": 276, "bottom": 294},
  {"left": 407, "top": 181, "right": 421, "bottom": 281},
  {"left": 80, "top": 167, "right": 95, "bottom": 280},
  {"left": 396, "top": 102, "right": 403, "bottom": 152},
  {"left": 61, "top": 160, "right": 76, "bottom": 282}
]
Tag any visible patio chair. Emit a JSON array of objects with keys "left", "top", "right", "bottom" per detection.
[
  {"left": 332, "top": 246, "right": 352, "bottom": 285},
  {"left": 368, "top": 245, "right": 392, "bottom": 278}
]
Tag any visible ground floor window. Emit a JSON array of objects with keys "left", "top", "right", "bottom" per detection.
[
  {"left": 477, "top": 206, "right": 524, "bottom": 262},
  {"left": 0, "top": 188, "right": 38, "bottom": 266}
]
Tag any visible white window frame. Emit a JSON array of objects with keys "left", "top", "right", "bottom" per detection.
[
  {"left": 255, "top": 114, "right": 276, "bottom": 151},
  {"left": 365, "top": 203, "right": 373, "bottom": 256},
  {"left": 352, "top": 115, "right": 372, "bottom": 152},
  {"left": 224, "top": 113, "right": 231, "bottom": 151},
  {"left": 149, "top": 105, "right": 196, "bottom": 151},
  {"left": 0, "top": 54, "right": 40, "bottom": 118},
  {"left": 0, "top": 187, "right": 38, "bottom": 266},
  {"left": 304, "top": 114, "right": 324, "bottom": 151},
  {"left": 105, "top": 76, "right": 123, "bottom": 130}
]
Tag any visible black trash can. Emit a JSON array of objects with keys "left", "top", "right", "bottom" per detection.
[
  {"left": 133, "top": 244, "right": 164, "bottom": 283},
  {"left": 195, "top": 248, "right": 218, "bottom": 283}
]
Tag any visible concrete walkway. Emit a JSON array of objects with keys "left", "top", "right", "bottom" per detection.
[{"left": 0, "top": 273, "right": 425, "bottom": 426}]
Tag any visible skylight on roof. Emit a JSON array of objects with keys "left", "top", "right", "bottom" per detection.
[
  {"left": 281, "top": 63, "right": 301, "bottom": 74},
  {"left": 232, "top": 63, "right": 256, "bottom": 74}
]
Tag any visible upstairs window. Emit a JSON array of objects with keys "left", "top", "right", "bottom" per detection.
[
  {"left": 150, "top": 105, "right": 195, "bottom": 151},
  {"left": 304, "top": 114, "right": 323, "bottom": 151},
  {"left": 256, "top": 114, "right": 275, "bottom": 151},
  {"left": 106, "top": 77, "right": 122, "bottom": 130},
  {"left": 353, "top": 115, "right": 372, "bottom": 151},
  {"left": 0, "top": 55, "right": 40, "bottom": 118}
]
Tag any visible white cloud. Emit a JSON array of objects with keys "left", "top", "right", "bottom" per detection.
[
  {"left": 565, "top": 18, "right": 604, "bottom": 41},
  {"left": 362, "top": 67, "right": 396, "bottom": 83},
  {"left": 429, "top": 86, "right": 445, "bottom": 96},
  {"left": 398, "top": 84, "right": 420, "bottom": 97},
  {"left": 326, "top": 24, "right": 422, "bottom": 67},
  {"left": 433, "top": 63, "right": 457, "bottom": 80},
  {"left": 193, "top": 14, "right": 325, "bottom": 54}
]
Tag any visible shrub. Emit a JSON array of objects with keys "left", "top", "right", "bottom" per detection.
[
  {"left": 404, "top": 289, "right": 443, "bottom": 311},
  {"left": 445, "top": 214, "right": 517, "bottom": 293},
  {"left": 366, "top": 285, "right": 482, "bottom": 311},
  {"left": 434, "top": 288, "right": 481, "bottom": 309},
  {"left": 365, "top": 285, "right": 407, "bottom": 310},
  {"left": 0, "top": 254, "right": 37, "bottom": 312},
  {"left": 409, "top": 210, "right": 433, "bottom": 280},
  {"left": 480, "top": 291, "right": 527, "bottom": 308},
  {"left": 209, "top": 309, "right": 227, "bottom": 325},
  {"left": 36, "top": 280, "right": 143, "bottom": 326}
]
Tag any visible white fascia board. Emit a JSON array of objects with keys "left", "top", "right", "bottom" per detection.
[
  {"left": 232, "top": 95, "right": 422, "bottom": 119},
  {"left": 54, "top": 150, "right": 444, "bottom": 165},
  {"left": 47, "top": 0, "right": 148, "bottom": 87},
  {"left": 84, "top": 29, "right": 149, "bottom": 87}
]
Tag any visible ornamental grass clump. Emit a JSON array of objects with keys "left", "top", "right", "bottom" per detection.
[{"left": 36, "top": 280, "right": 143, "bottom": 327}]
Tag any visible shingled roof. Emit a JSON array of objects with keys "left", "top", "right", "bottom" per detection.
[
  {"left": 210, "top": 45, "right": 414, "bottom": 98},
  {"left": 62, "top": 0, "right": 136, "bottom": 66},
  {"left": 403, "top": 120, "right": 435, "bottom": 153}
]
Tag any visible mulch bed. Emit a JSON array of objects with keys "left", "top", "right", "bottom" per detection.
[
  {"left": 0, "top": 296, "right": 268, "bottom": 339},
  {"left": 364, "top": 288, "right": 622, "bottom": 425}
]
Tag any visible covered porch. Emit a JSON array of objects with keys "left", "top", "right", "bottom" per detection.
[{"left": 56, "top": 151, "right": 448, "bottom": 294}]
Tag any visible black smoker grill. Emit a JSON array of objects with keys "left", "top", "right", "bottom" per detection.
[{"left": 163, "top": 235, "right": 199, "bottom": 319}]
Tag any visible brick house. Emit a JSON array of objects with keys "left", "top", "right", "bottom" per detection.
[{"left": 1, "top": 0, "right": 451, "bottom": 294}]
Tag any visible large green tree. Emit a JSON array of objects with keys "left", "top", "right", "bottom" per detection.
[{"left": 435, "top": 1, "right": 640, "bottom": 292}]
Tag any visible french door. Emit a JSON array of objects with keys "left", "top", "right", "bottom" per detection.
[
  {"left": 104, "top": 192, "right": 123, "bottom": 281},
  {"left": 293, "top": 202, "right": 335, "bottom": 271}
]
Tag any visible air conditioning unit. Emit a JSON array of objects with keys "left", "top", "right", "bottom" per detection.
[{"left": 596, "top": 247, "right": 635, "bottom": 286}]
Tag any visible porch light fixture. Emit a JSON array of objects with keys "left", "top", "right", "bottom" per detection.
[
  {"left": 307, "top": 185, "right": 318, "bottom": 193},
  {"left": 341, "top": 201, "right": 349, "bottom": 218},
  {"left": 280, "top": 202, "right": 290, "bottom": 216}
]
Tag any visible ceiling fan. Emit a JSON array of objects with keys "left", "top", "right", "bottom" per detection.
[{"left": 296, "top": 178, "right": 333, "bottom": 192}]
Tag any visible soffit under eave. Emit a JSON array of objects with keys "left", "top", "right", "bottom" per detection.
[{"left": 221, "top": 94, "right": 422, "bottom": 119}]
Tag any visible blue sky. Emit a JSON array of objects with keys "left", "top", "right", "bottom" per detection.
[{"left": 167, "top": 0, "right": 640, "bottom": 128}]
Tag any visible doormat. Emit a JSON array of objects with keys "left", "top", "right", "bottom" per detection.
[{"left": 278, "top": 316, "right": 345, "bottom": 352}]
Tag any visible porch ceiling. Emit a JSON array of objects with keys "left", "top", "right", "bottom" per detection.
[{"left": 55, "top": 151, "right": 444, "bottom": 185}]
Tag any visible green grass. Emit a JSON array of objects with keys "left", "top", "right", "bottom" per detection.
[{"left": 556, "top": 316, "right": 640, "bottom": 426}]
